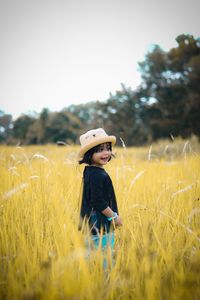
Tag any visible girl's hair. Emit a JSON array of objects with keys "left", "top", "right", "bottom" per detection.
[{"left": 79, "top": 142, "right": 113, "bottom": 165}]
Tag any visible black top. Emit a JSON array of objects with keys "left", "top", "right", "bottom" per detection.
[{"left": 80, "top": 166, "right": 118, "bottom": 235}]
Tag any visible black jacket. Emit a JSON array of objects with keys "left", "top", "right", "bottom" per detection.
[{"left": 80, "top": 166, "right": 118, "bottom": 235}]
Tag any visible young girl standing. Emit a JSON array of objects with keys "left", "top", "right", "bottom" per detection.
[{"left": 78, "top": 128, "right": 122, "bottom": 253}]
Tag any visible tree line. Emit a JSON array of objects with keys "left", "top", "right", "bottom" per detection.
[{"left": 1, "top": 34, "right": 200, "bottom": 146}]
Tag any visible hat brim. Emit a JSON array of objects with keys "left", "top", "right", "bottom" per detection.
[{"left": 78, "top": 136, "right": 116, "bottom": 160}]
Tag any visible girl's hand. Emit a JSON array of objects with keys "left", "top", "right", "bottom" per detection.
[{"left": 114, "top": 215, "right": 123, "bottom": 226}]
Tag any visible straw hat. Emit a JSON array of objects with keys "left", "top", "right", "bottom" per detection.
[{"left": 78, "top": 128, "right": 116, "bottom": 160}]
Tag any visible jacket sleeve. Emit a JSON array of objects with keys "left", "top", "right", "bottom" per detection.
[{"left": 89, "top": 173, "right": 108, "bottom": 212}]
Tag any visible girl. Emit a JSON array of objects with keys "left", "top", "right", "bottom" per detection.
[{"left": 78, "top": 128, "right": 122, "bottom": 253}]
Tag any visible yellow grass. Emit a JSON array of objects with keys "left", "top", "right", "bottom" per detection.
[{"left": 0, "top": 142, "right": 200, "bottom": 300}]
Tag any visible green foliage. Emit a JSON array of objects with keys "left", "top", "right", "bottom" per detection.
[
  {"left": 138, "top": 34, "right": 200, "bottom": 140},
  {"left": 12, "top": 114, "right": 36, "bottom": 144},
  {"left": 44, "top": 110, "right": 82, "bottom": 143},
  {"left": 0, "top": 111, "right": 12, "bottom": 143},
  {"left": 10, "top": 109, "right": 83, "bottom": 145}
]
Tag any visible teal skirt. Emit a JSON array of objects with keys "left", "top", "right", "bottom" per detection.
[{"left": 91, "top": 232, "right": 115, "bottom": 251}]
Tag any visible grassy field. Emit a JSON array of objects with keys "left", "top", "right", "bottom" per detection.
[{"left": 0, "top": 139, "right": 200, "bottom": 300}]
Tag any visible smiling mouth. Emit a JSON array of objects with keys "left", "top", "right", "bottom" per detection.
[{"left": 101, "top": 157, "right": 109, "bottom": 162}]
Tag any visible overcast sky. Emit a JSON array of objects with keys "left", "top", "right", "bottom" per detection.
[{"left": 0, "top": 0, "right": 199, "bottom": 119}]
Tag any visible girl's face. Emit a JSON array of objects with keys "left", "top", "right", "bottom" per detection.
[{"left": 91, "top": 143, "right": 112, "bottom": 167}]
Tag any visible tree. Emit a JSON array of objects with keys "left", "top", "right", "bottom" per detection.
[
  {"left": 0, "top": 111, "right": 12, "bottom": 143},
  {"left": 138, "top": 34, "right": 200, "bottom": 139},
  {"left": 85, "top": 84, "right": 149, "bottom": 146},
  {"left": 43, "top": 110, "right": 83, "bottom": 143},
  {"left": 12, "top": 114, "right": 36, "bottom": 144},
  {"left": 38, "top": 108, "right": 49, "bottom": 143}
]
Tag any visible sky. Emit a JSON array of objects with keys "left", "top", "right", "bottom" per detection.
[{"left": 0, "top": 0, "right": 199, "bottom": 119}]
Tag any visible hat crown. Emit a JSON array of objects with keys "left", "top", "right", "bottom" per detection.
[
  {"left": 80, "top": 128, "right": 108, "bottom": 147},
  {"left": 78, "top": 128, "right": 116, "bottom": 160}
]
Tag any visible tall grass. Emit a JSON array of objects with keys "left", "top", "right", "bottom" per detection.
[{"left": 0, "top": 142, "right": 200, "bottom": 300}]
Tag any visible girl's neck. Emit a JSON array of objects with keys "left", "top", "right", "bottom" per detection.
[{"left": 90, "top": 164, "right": 104, "bottom": 169}]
